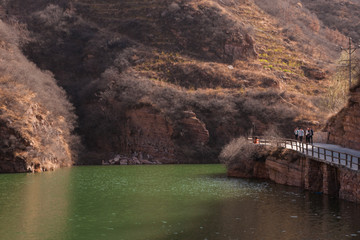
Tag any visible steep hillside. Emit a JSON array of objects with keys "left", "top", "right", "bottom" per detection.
[
  {"left": 326, "top": 82, "right": 360, "bottom": 150},
  {"left": 301, "top": 0, "right": 360, "bottom": 43},
  {"left": 0, "top": 21, "right": 79, "bottom": 172},
  {"left": 0, "top": 0, "right": 350, "bottom": 165}
]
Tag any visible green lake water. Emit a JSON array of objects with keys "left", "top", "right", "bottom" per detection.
[{"left": 0, "top": 164, "right": 360, "bottom": 240}]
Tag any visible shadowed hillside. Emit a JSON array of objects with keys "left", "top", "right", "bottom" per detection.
[
  {"left": 301, "top": 0, "right": 360, "bottom": 43},
  {"left": 0, "top": 0, "right": 352, "bottom": 166}
]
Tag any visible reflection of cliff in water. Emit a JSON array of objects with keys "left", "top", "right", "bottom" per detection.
[
  {"left": 212, "top": 184, "right": 360, "bottom": 240},
  {"left": 0, "top": 166, "right": 360, "bottom": 240},
  {"left": 0, "top": 170, "right": 70, "bottom": 240},
  {"left": 64, "top": 166, "right": 227, "bottom": 240}
]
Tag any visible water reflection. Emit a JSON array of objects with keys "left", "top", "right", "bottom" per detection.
[
  {"left": 0, "top": 165, "right": 360, "bottom": 240},
  {"left": 0, "top": 170, "right": 70, "bottom": 240}
]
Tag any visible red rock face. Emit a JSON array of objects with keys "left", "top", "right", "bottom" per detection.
[
  {"left": 227, "top": 161, "right": 268, "bottom": 179},
  {"left": 124, "top": 106, "right": 176, "bottom": 163},
  {"left": 338, "top": 169, "right": 360, "bottom": 202},
  {"left": 301, "top": 66, "right": 326, "bottom": 80},
  {"left": 326, "top": 84, "right": 360, "bottom": 150},
  {"left": 266, "top": 156, "right": 304, "bottom": 187},
  {"left": 0, "top": 124, "right": 27, "bottom": 172},
  {"left": 227, "top": 147, "right": 360, "bottom": 203},
  {"left": 119, "top": 107, "right": 210, "bottom": 163},
  {"left": 177, "top": 111, "right": 209, "bottom": 147}
]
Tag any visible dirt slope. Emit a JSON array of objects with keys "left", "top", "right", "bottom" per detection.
[{"left": 0, "top": 0, "right": 351, "bottom": 165}]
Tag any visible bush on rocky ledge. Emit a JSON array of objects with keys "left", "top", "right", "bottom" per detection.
[{"left": 219, "top": 137, "right": 270, "bottom": 175}]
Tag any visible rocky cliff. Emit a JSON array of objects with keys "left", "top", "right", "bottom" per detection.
[
  {"left": 227, "top": 146, "right": 360, "bottom": 203},
  {"left": 0, "top": 0, "right": 349, "bottom": 166},
  {"left": 326, "top": 83, "right": 360, "bottom": 150},
  {"left": 98, "top": 107, "right": 211, "bottom": 164},
  {"left": 0, "top": 21, "right": 78, "bottom": 172}
]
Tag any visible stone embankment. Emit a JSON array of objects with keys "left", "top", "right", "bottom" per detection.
[{"left": 227, "top": 147, "right": 360, "bottom": 203}]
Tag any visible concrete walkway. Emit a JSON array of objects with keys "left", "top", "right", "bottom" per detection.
[
  {"left": 282, "top": 141, "right": 360, "bottom": 171},
  {"left": 313, "top": 143, "right": 360, "bottom": 157}
]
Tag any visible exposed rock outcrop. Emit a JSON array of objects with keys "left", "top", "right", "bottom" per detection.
[
  {"left": 227, "top": 147, "right": 305, "bottom": 187},
  {"left": 123, "top": 106, "right": 176, "bottom": 163},
  {"left": 227, "top": 146, "right": 360, "bottom": 203},
  {"left": 338, "top": 169, "right": 360, "bottom": 202},
  {"left": 84, "top": 102, "right": 211, "bottom": 164},
  {"left": 178, "top": 111, "right": 209, "bottom": 146},
  {"left": 326, "top": 83, "right": 360, "bottom": 150},
  {"left": 0, "top": 103, "right": 72, "bottom": 173},
  {"left": 0, "top": 21, "right": 78, "bottom": 172},
  {"left": 301, "top": 66, "right": 326, "bottom": 80},
  {"left": 1, "top": 0, "right": 336, "bottom": 167},
  {"left": 121, "top": 107, "right": 210, "bottom": 163},
  {"left": 102, "top": 154, "right": 162, "bottom": 165}
]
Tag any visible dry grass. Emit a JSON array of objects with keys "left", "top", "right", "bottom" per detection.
[
  {"left": 0, "top": 21, "right": 79, "bottom": 168},
  {"left": 0, "top": 0, "right": 346, "bottom": 164}
]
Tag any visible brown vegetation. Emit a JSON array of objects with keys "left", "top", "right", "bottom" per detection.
[
  {"left": 0, "top": 21, "right": 79, "bottom": 172},
  {"left": 325, "top": 82, "right": 360, "bottom": 150},
  {"left": 0, "top": 0, "right": 352, "bottom": 166},
  {"left": 301, "top": 0, "right": 360, "bottom": 43},
  {"left": 219, "top": 136, "right": 270, "bottom": 178}
]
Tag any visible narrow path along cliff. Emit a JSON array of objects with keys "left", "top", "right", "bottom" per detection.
[
  {"left": 225, "top": 137, "right": 360, "bottom": 203},
  {"left": 279, "top": 140, "right": 360, "bottom": 170}
]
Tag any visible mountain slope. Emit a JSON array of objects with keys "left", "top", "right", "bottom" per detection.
[
  {"left": 0, "top": 21, "right": 79, "bottom": 172},
  {"left": 0, "top": 0, "right": 352, "bottom": 165}
]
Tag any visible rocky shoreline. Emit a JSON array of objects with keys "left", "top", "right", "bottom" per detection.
[
  {"left": 226, "top": 146, "right": 360, "bottom": 203},
  {"left": 102, "top": 153, "right": 163, "bottom": 165}
]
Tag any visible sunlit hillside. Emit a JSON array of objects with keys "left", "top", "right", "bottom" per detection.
[
  {"left": 0, "top": 0, "right": 356, "bottom": 165},
  {"left": 0, "top": 21, "right": 79, "bottom": 172}
]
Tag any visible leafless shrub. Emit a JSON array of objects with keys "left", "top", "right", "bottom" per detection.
[
  {"left": 31, "top": 4, "right": 78, "bottom": 33},
  {"left": 243, "top": 90, "right": 297, "bottom": 123},
  {"left": 218, "top": 135, "right": 273, "bottom": 176},
  {"left": 219, "top": 137, "right": 255, "bottom": 166},
  {"left": 263, "top": 125, "right": 284, "bottom": 140}
]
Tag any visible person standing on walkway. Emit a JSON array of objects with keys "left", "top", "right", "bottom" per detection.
[
  {"left": 298, "top": 128, "right": 304, "bottom": 142},
  {"left": 294, "top": 127, "right": 299, "bottom": 140},
  {"left": 306, "top": 128, "right": 310, "bottom": 143},
  {"left": 309, "top": 128, "right": 314, "bottom": 144}
]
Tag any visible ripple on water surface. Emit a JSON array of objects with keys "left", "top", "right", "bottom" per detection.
[{"left": 0, "top": 165, "right": 360, "bottom": 240}]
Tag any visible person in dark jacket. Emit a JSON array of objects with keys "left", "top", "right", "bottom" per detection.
[
  {"left": 309, "top": 128, "right": 314, "bottom": 144},
  {"left": 294, "top": 127, "right": 299, "bottom": 140}
]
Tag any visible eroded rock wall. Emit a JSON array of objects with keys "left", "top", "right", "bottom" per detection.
[
  {"left": 326, "top": 84, "right": 360, "bottom": 150},
  {"left": 227, "top": 147, "right": 360, "bottom": 203},
  {"left": 88, "top": 103, "right": 211, "bottom": 164},
  {"left": 123, "top": 106, "right": 176, "bottom": 163},
  {"left": 0, "top": 21, "right": 78, "bottom": 173},
  {"left": 0, "top": 103, "right": 73, "bottom": 173},
  {"left": 338, "top": 169, "right": 360, "bottom": 203}
]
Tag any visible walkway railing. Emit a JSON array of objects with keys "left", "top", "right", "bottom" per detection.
[{"left": 249, "top": 137, "right": 360, "bottom": 171}]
